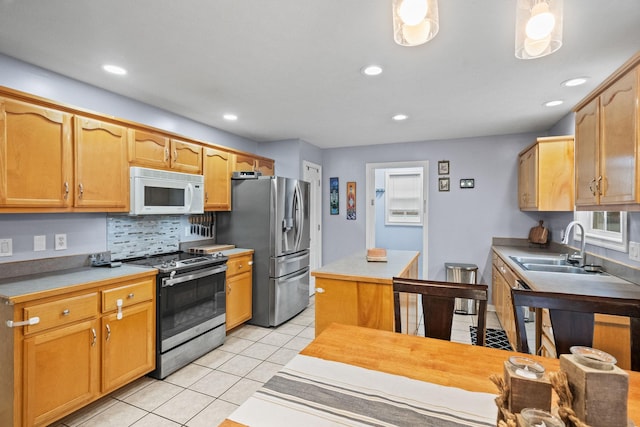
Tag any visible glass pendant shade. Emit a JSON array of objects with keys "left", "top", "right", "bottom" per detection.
[
  {"left": 392, "top": 0, "right": 439, "bottom": 47},
  {"left": 515, "top": 0, "right": 563, "bottom": 59}
]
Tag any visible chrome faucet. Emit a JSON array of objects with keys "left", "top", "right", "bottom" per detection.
[{"left": 562, "top": 221, "right": 586, "bottom": 266}]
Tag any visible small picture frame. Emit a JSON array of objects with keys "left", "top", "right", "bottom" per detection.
[
  {"left": 439, "top": 177, "right": 450, "bottom": 192},
  {"left": 438, "top": 160, "right": 449, "bottom": 175}
]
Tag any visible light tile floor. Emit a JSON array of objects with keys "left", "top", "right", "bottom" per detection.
[{"left": 50, "top": 298, "right": 525, "bottom": 427}]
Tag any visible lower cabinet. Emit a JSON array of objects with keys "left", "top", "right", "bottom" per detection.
[
  {"left": 491, "top": 253, "right": 518, "bottom": 349},
  {"left": 4, "top": 272, "right": 156, "bottom": 427},
  {"left": 225, "top": 251, "right": 254, "bottom": 331}
]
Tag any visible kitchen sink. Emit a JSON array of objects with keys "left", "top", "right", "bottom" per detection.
[
  {"left": 509, "top": 255, "right": 605, "bottom": 275},
  {"left": 520, "top": 263, "right": 592, "bottom": 274},
  {"left": 509, "top": 255, "right": 568, "bottom": 265}
]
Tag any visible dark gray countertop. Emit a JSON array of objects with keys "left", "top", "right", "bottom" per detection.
[
  {"left": 0, "top": 264, "right": 157, "bottom": 302},
  {"left": 493, "top": 245, "right": 640, "bottom": 300}
]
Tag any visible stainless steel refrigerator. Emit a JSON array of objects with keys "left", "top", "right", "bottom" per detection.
[{"left": 217, "top": 176, "right": 310, "bottom": 327}]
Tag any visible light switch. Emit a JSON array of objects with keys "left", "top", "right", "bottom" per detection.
[
  {"left": 0, "top": 238, "right": 12, "bottom": 257},
  {"left": 630, "top": 241, "right": 640, "bottom": 262},
  {"left": 34, "top": 235, "right": 46, "bottom": 251}
]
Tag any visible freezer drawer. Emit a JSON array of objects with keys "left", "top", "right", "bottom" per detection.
[
  {"left": 270, "top": 266, "right": 309, "bottom": 326},
  {"left": 270, "top": 249, "right": 310, "bottom": 278}
]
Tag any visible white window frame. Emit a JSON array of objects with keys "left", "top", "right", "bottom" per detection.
[
  {"left": 384, "top": 169, "right": 423, "bottom": 226},
  {"left": 573, "top": 211, "right": 628, "bottom": 252}
]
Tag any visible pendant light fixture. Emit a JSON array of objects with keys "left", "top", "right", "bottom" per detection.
[
  {"left": 392, "top": 0, "right": 439, "bottom": 47},
  {"left": 515, "top": 0, "right": 563, "bottom": 59}
]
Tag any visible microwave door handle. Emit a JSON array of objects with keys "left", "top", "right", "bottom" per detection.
[{"left": 185, "top": 183, "right": 194, "bottom": 211}]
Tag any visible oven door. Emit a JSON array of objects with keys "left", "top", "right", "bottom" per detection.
[{"left": 160, "top": 264, "right": 227, "bottom": 352}]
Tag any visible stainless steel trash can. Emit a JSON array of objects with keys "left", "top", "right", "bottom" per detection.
[{"left": 445, "top": 262, "right": 479, "bottom": 315}]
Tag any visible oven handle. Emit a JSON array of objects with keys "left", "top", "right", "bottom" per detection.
[{"left": 162, "top": 265, "right": 228, "bottom": 287}]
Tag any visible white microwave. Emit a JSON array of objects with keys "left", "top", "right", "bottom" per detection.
[{"left": 130, "top": 167, "right": 204, "bottom": 215}]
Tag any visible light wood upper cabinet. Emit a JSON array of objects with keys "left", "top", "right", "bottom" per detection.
[
  {"left": 233, "top": 153, "right": 274, "bottom": 176},
  {"left": 128, "top": 129, "right": 171, "bottom": 169},
  {"left": 170, "top": 138, "right": 202, "bottom": 174},
  {"left": 0, "top": 98, "right": 73, "bottom": 208},
  {"left": 203, "top": 147, "right": 232, "bottom": 210},
  {"left": 518, "top": 135, "right": 574, "bottom": 211},
  {"left": 129, "top": 130, "right": 202, "bottom": 173},
  {"left": 74, "top": 116, "right": 129, "bottom": 210},
  {"left": 574, "top": 53, "right": 640, "bottom": 210}
]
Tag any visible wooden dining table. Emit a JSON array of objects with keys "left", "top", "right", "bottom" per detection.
[{"left": 220, "top": 323, "right": 640, "bottom": 426}]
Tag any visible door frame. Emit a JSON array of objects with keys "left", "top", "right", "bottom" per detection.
[
  {"left": 365, "top": 161, "right": 429, "bottom": 279},
  {"left": 303, "top": 160, "right": 322, "bottom": 295}
]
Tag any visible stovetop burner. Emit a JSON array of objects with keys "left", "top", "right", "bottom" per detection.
[{"left": 124, "top": 251, "right": 227, "bottom": 273}]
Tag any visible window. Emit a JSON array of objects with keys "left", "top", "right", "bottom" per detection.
[
  {"left": 573, "top": 211, "right": 628, "bottom": 252},
  {"left": 385, "top": 169, "right": 423, "bottom": 225}
]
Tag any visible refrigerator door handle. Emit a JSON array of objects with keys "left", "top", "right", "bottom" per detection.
[
  {"left": 293, "top": 182, "right": 304, "bottom": 251},
  {"left": 280, "top": 267, "right": 310, "bottom": 284},
  {"left": 279, "top": 251, "right": 310, "bottom": 264}
]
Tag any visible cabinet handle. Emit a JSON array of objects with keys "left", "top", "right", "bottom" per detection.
[
  {"left": 589, "top": 178, "right": 597, "bottom": 196},
  {"left": 91, "top": 328, "right": 97, "bottom": 346},
  {"left": 174, "top": 150, "right": 178, "bottom": 161},
  {"left": 62, "top": 309, "right": 70, "bottom": 316},
  {"left": 63, "top": 181, "right": 69, "bottom": 199},
  {"left": 596, "top": 175, "right": 603, "bottom": 195},
  {"left": 78, "top": 183, "right": 84, "bottom": 199},
  {"left": 248, "top": 261, "right": 253, "bottom": 266},
  {"left": 205, "top": 191, "right": 209, "bottom": 202},
  {"left": 228, "top": 284, "right": 232, "bottom": 294},
  {"left": 164, "top": 147, "right": 170, "bottom": 162},
  {"left": 127, "top": 293, "right": 135, "bottom": 299},
  {"left": 316, "top": 287, "right": 325, "bottom": 294},
  {"left": 105, "top": 324, "right": 111, "bottom": 341}
]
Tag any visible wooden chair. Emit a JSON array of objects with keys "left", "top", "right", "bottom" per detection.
[
  {"left": 392, "top": 277, "right": 488, "bottom": 346},
  {"left": 511, "top": 287, "right": 640, "bottom": 371}
]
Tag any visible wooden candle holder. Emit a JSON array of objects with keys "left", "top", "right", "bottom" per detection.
[
  {"left": 503, "top": 360, "right": 552, "bottom": 414},
  {"left": 560, "top": 354, "right": 629, "bottom": 427}
]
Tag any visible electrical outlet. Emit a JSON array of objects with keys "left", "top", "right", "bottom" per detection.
[
  {"left": 34, "top": 235, "right": 46, "bottom": 252},
  {"left": 629, "top": 241, "right": 640, "bottom": 262},
  {"left": 184, "top": 226, "right": 191, "bottom": 236},
  {"left": 55, "top": 233, "right": 67, "bottom": 250},
  {"left": 0, "top": 238, "right": 12, "bottom": 257}
]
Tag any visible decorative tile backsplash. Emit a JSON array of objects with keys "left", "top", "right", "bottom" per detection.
[{"left": 107, "top": 214, "right": 181, "bottom": 260}]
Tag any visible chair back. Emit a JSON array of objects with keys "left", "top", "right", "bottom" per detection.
[
  {"left": 392, "top": 277, "right": 488, "bottom": 346},
  {"left": 511, "top": 287, "right": 640, "bottom": 371}
]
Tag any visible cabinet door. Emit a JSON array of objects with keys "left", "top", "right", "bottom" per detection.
[
  {"left": 233, "top": 153, "right": 256, "bottom": 172},
  {"left": 74, "top": 116, "right": 128, "bottom": 210},
  {"left": 128, "top": 129, "right": 170, "bottom": 169},
  {"left": 575, "top": 98, "right": 600, "bottom": 206},
  {"left": 599, "top": 68, "right": 638, "bottom": 205},
  {"left": 170, "top": 139, "right": 202, "bottom": 173},
  {"left": 23, "top": 319, "right": 99, "bottom": 427},
  {"left": 226, "top": 271, "right": 253, "bottom": 331},
  {"left": 0, "top": 98, "right": 73, "bottom": 208},
  {"left": 203, "top": 147, "right": 232, "bottom": 210},
  {"left": 255, "top": 158, "right": 274, "bottom": 176},
  {"left": 101, "top": 302, "right": 155, "bottom": 393},
  {"left": 518, "top": 146, "right": 537, "bottom": 209},
  {"left": 315, "top": 278, "right": 358, "bottom": 337}
]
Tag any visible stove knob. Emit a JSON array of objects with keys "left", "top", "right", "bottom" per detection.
[
  {"left": 161, "top": 261, "right": 169, "bottom": 268},
  {"left": 170, "top": 260, "right": 177, "bottom": 267}
]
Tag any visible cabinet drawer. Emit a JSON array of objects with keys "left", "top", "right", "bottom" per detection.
[
  {"left": 23, "top": 292, "right": 99, "bottom": 334},
  {"left": 102, "top": 278, "right": 154, "bottom": 312},
  {"left": 226, "top": 255, "right": 253, "bottom": 277}
]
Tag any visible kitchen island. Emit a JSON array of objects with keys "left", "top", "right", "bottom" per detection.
[{"left": 311, "top": 250, "right": 419, "bottom": 336}]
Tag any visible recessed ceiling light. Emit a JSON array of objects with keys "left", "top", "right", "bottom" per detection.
[
  {"left": 362, "top": 65, "right": 383, "bottom": 76},
  {"left": 562, "top": 77, "right": 588, "bottom": 87},
  {"left": 392, "top": 114, "right": 408, "bottom": 121},
  {"left": 544, "top": 100, "right": 564, "bottom": 107},
  {"left": 102, "top": 64, "right": 127, "bottom": 75},
  {"left": 223, "top": 113, "right": 238, "bottom": 121}
]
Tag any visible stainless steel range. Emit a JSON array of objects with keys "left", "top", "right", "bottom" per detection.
[{"left": 126, "top": 251, "right": 228, "bottom": 379}]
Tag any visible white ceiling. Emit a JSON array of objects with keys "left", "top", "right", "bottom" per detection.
[{"left": 0, "top": 1, "right": 638, "bottom": 149}]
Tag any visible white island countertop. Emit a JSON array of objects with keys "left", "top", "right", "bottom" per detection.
[{"left": 311, "top": 250, "right": 420, "bottom": 284}]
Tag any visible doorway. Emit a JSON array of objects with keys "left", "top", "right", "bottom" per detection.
[
  {"left": 365, "top": 161, "right": 429, "bottom": 279},
  {"left": 303, "top": 160, "right": 322, "bottom": 295}
]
